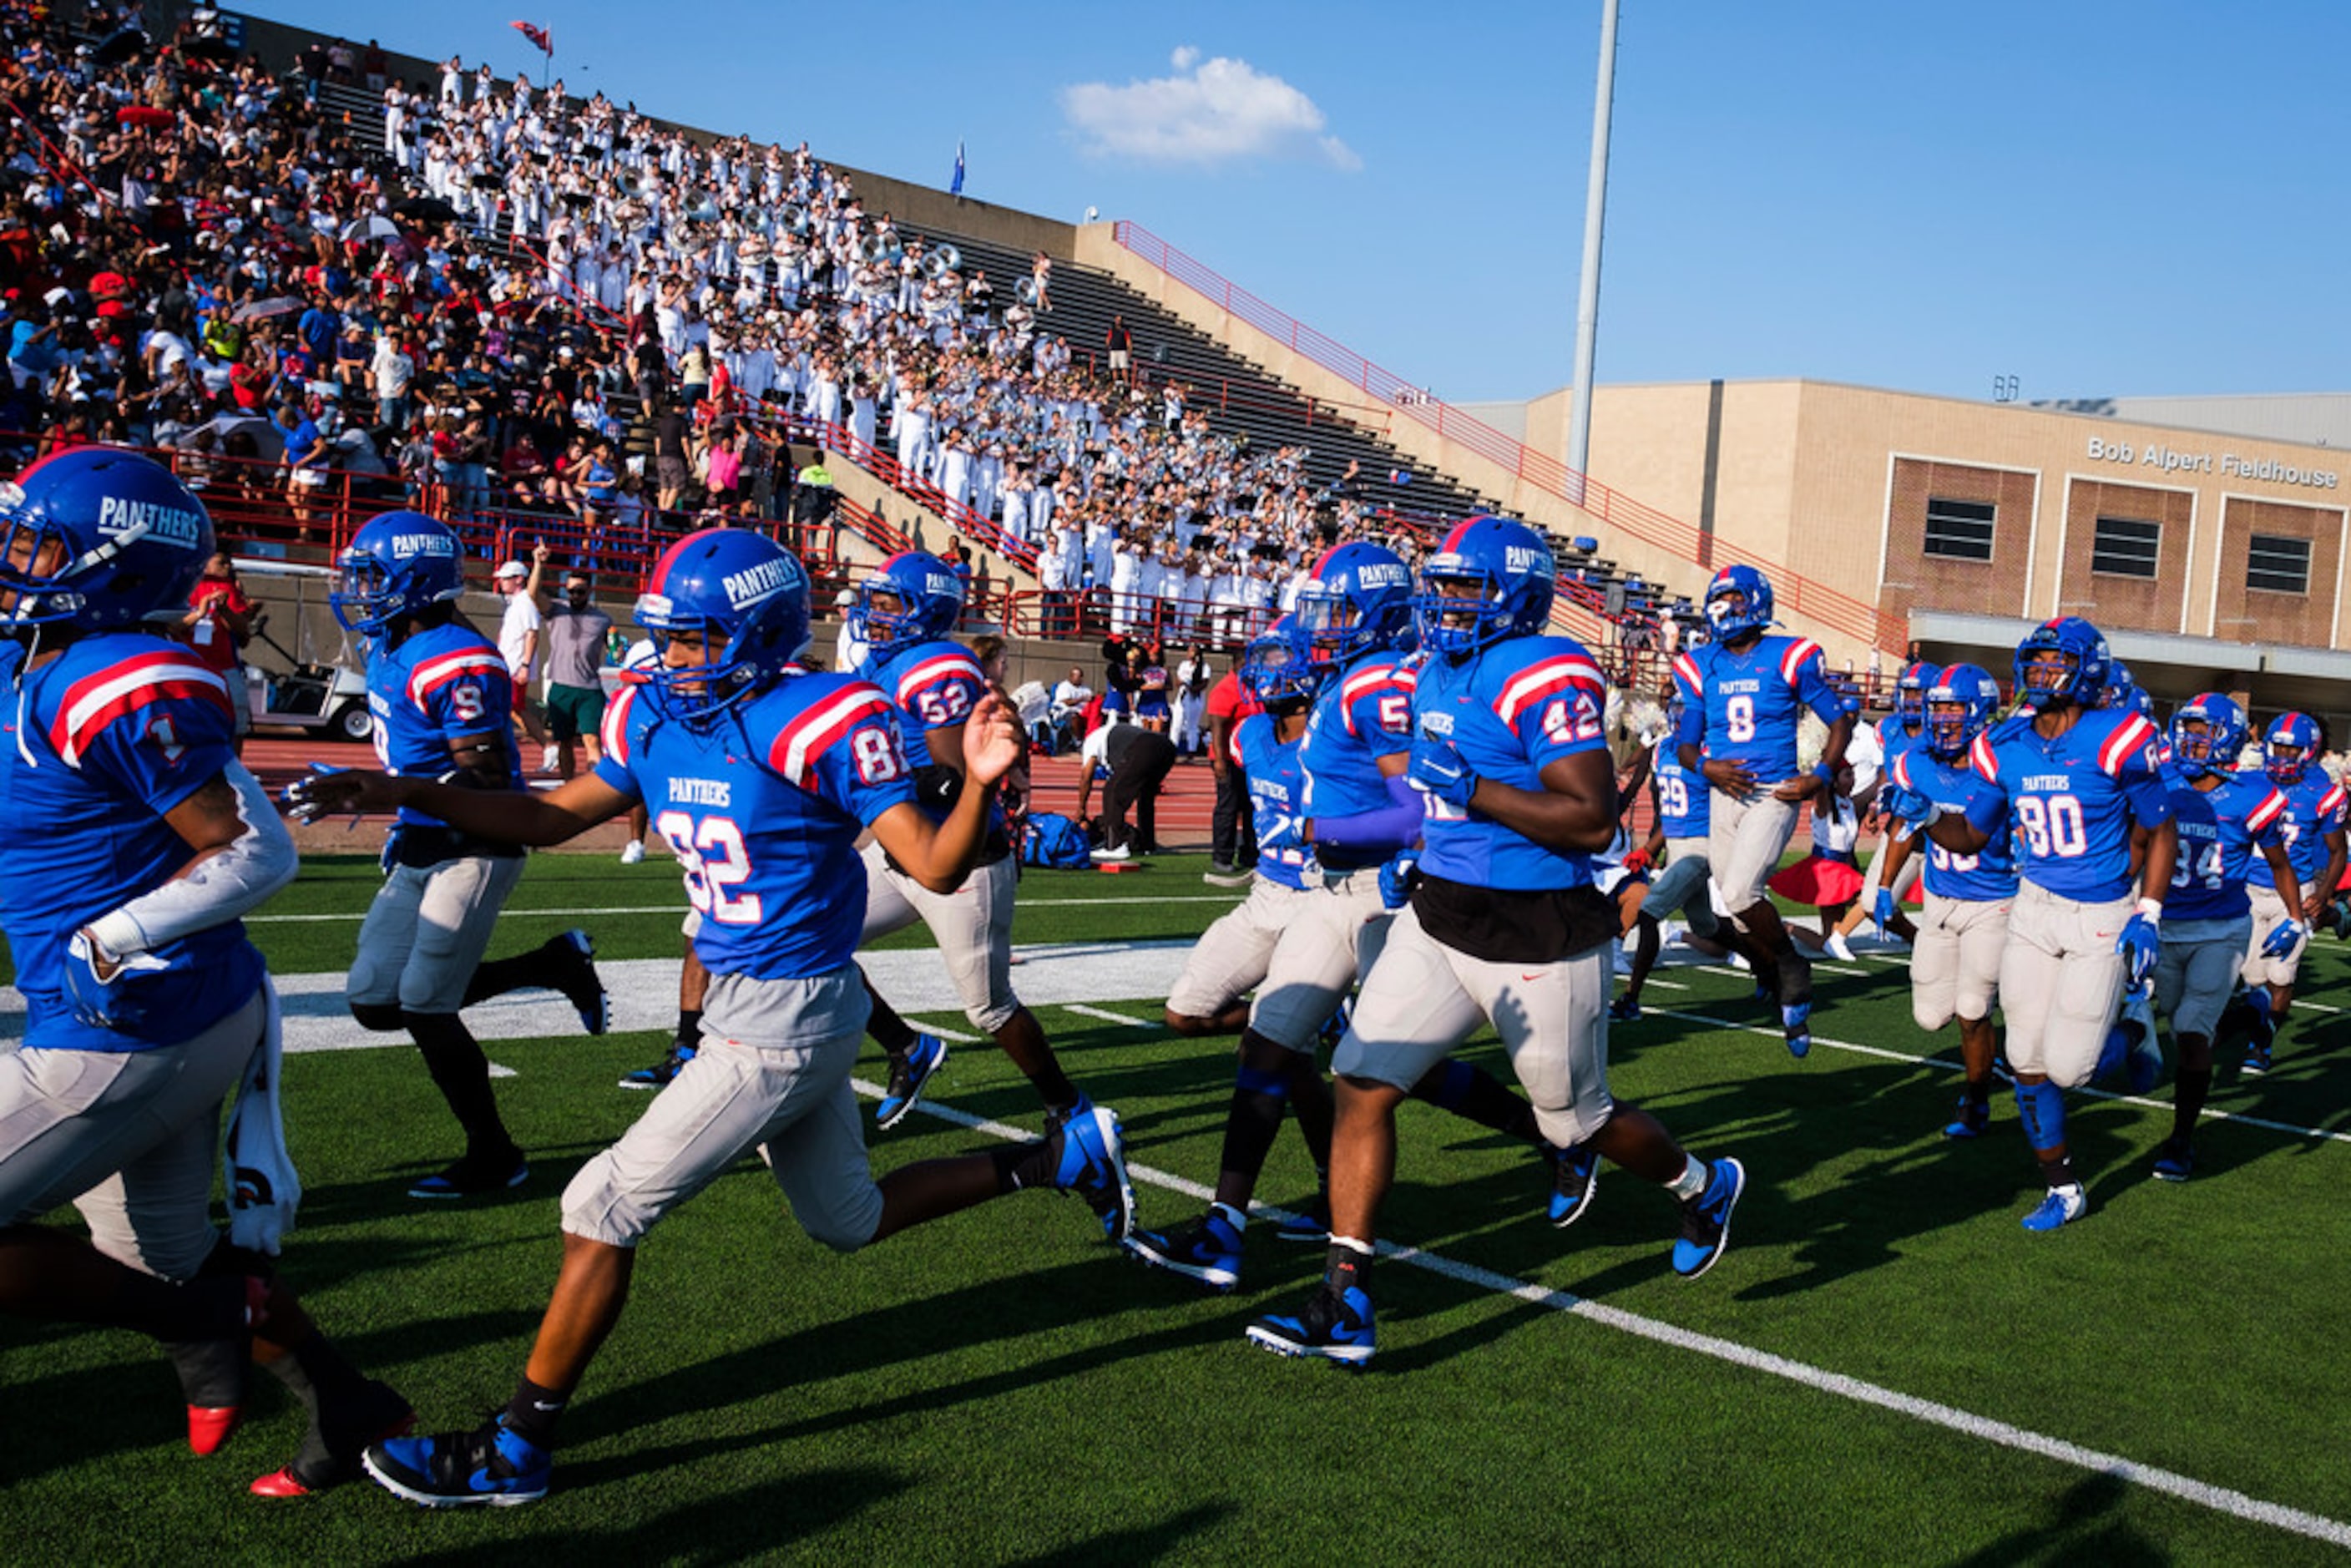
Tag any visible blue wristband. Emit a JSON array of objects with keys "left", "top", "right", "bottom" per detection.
[{"left": 1813, "top": 761, "right": 1837, "bottom": 785}]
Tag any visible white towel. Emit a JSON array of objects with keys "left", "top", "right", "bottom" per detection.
[{"left": 224, "top": 980, "right": 301, "bottom": 1255}]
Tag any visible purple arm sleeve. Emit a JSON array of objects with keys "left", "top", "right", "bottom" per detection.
[{"left": 1312, "top": 773, "right": 1425, "bottom": 859}]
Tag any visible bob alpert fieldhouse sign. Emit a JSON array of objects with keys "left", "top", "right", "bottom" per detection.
[{"left": 2086, "top": 436, "right": 2339, "bottom": 490}]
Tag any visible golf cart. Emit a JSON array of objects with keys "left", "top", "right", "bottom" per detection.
[{"left": 245, "top": 626, "right": 373, "bottom": 741}]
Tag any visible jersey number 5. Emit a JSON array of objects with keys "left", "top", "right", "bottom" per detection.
[{"left": 655, "top": 811, "right": 762, "bottom": 924}]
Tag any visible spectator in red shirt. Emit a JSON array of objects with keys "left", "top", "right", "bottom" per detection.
[
  {"left": 179, "top": 552, "right": 258, "bottom": 751},
  {"left": 1202, "top": 666, "right": 1262, "bottom": 882}
]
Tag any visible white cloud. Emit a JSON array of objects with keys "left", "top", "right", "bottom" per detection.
[{"left": 1060, "top": 50, "right": 1360, "bottom": 170}]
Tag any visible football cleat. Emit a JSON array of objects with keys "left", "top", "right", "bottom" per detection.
[
  {"left": 1609, "top": 994, "right": 1642, "bottom": 1024},
  {"left": 1547, "top": 1145, "right": 1600, "bottom": 1228},
  {"left": 1245, "top": 1282, "right": 1375, "bottom": 1365},
  {"left": 1671, "top": 1157, "right": 1746, "bottom": 1279},
  {"left": 2020, "top": 1183, "right": 2088, "bottom": 1232},
  {"left": 1941, "top": 1095, "right": 1991, "bottom": 1140},
  {"left": 364, "top": 1414, "right": 551, "bottom": 1508},
  {"left": 1048, "top": 1102, "right": 1135, "bottom": 1242},
  {"left": 408, "top": 1151, "right": 529, "bottom": 1200},
  {"left": 2151, "top": 1139, "right": 2197, "bottom": 1182},
  {"left": 2242, "top": 1041, "right": 2273, "bottom": 1076},
  {"left": 1781, "top": 1001, "right": 1813, "bottom": 1060},
  {"left": 250, "top": 1379, "right": 417, "bottom": 1497},
  {"left": 167, "top": 1276, "right": 270, "bottom": 1454},
  {"left": 1272, "top": 1193, "right": 1331, "bottom": 1243},
  {"left": 875, "top": 1034, "right": 948, "bottom": 1129},
  {"left": 1124, "top": 1208, "right": 1243, "bottom": 1291},
  {"left": 618, "top": 1042, "right": 695, "bottom": 1090},
  {"left": 553, "top": 930, "right": 609, "bottom": 1035}
]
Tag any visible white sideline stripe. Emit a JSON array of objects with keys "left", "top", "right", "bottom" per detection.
[
  {"left": 856, "top": 1077, "right": 2351, "bottom": 1551},
  {"left": 1650, "top": 1008, "right": 2351, "bottom": 1147},
  {"left": 242, "top": 895, "right": 1246, "bottom": 924},
  {"left": 487, "top": 1063, "right": 516, "bottom": 1079},
  {"left": 1063, "top": 1004, "right": 1155, "bottom": 1028},
  {"left": 914, "top": 1022, "right": 984, "bottom": 1044}
]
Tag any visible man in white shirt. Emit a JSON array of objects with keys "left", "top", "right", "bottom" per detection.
[{"left": 493, "top": 559, "right": 551, "bottom": 753}]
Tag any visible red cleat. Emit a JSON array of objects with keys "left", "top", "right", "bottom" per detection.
[{"left": 187, "top": 1403, "right": 242, "bottom": 1456}]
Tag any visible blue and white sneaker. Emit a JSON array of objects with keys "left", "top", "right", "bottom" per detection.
[
  {"left": 1245, "top": 1283, "right": 1375, "bottom": 1365},
  {"left": 1941, "top": 1095, "right": 1991, "bottom": 1140},
  {"left": 2151, "top": 1139, "right": 2196, "bottom": 1182},
  {"left": 875, "top": 1034, "right": 948, "bottom": 1130},
  {"left": 1272, "top": 1193, "right": 1330, "bottom": 1243},
  {"left": 1124, "top": 1206, "right": 1243, "bottom": 1291},
  {"left": 1049, "top": 1102, "right": 1135, "bottom": 1242},
  {"left": 2121, "top": 990, "right": 2162, "bottom": 1094},
  {"left": 2020, "top": 1182, "right": 2087, "bottom": 1232},
  {"left": 2242, "top": 1040, "right": 2273, "bottom": 1075},
  {"left": 1781, "top": 1001, "right": 1813, "bottom": 1060},
  {"left": 618, "top": 1042, "right": 694, "bottom": 1090},
  {"left": 1546, "top": 1144, "right": 1600, "bottom": 1228},
  {"left": 1608, "top": 994, "right": 1641, "bottom": 1024},
  {"left": 407, "top": 1151, "right": 528, "bottom": 1200},
  {"left": 363, "top": 1414, "right": 550, "bottom": 1508},
  {"left": 1671, "top": 1156, "right": 1746, "bottom": 1279}
]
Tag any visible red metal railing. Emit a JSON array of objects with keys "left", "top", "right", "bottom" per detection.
[{"left": 1112, "top": 220, "right": 1907, "bottom": 653}]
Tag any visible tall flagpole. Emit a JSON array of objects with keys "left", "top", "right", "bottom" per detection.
[{"left": 1565, "top": 0, "right": 1619, "bottom": 508}]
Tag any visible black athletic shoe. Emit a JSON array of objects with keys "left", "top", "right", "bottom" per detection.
[
  {"left": 408, "top": 1151, "right": 529, "bottom": 1200},
  {"left": 618, "top": 1042, "right": 695, "bottom": 1090},
  {"left": 365, "top": 1413, "right": 550, "bottom": 1508},
  {"left": 552, "top": 929, "right": 609, "bottom": 1035}
]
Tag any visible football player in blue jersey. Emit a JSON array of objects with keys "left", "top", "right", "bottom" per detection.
[
  {"left": 330, "top": 513, "right": 609, "bottom": 1201},
  {"left": 1889, "top": 617, "right": 2177, "bottom": 1232},
  {"left": 1834, "top": 661, "right": 1936, "bottom": 952},
  {"left": 1613, "top": 727, "right": 1722, "bottom": 1020},
  {"left": 1870, "top": 664, "right": 2016, "bottom": 1139},
  {"left": 0, "top": 448, "right": 409, "bottom": 1497},
  {"left": 289, "top": 529, "right": 1135, "bottom": 1507},
  {"left": 2233, "top": 711, "right": 2346, "bottom": 1073},
  {"left": 1248, "top": 518, "right": 1746, "bottom": 1365},
  {"left": 2143, "top": 695, "right": 2300, "bottom": 1181},
  {"left": 842, "top": 550, "right": 1100, "bottom": 1136},
  {"left": 1672, "top": 564, "right": 1854, "bottom": 1056}
]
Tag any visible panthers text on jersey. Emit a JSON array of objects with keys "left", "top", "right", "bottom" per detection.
[
  {"left": 1414, "top": 634, "right": 1611, "bottom": 891},
  {"left": 1672, "top": 633, "right": 1847, "bottom": 784},
  {"left": 2164, "top": 774, "right": 2287, "bottom": 923},
  {"left": 367, "top": 620, "right": 521, "bottom": 830},
  {"left": 1236, "top": 711, "right": 1313, "bottom": 891},
  {"left": 0, "top": 634, "right": 263, "bottom": 1050},
  {"left": 1887, "top": 746, "right": 2018, "bottom": 901},
  {"left": 1651, "top": 741, "right": 1711, "bottom": 839},
  {"left": 1967, "top": 709, "right": 2172, "bottom": 904},
  {"left": 594, "top": 670, "right": 918, "bottom": 980},
  {"left": 2245, "top": 766, "right": 2344, "bottom": 893},
  {"left": 1297, "top": 649, "right": 1417, "bottom": 870}
]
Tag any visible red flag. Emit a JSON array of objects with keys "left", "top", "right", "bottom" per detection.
[{"left": 511, "top": 20, "right": 552, "bottom": 54}]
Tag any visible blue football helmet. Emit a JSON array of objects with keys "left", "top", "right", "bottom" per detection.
[
  {"left": 1924, "top": 663, "right": 2001, "bottom": 761},
  {"left": 635, "top": 529, "right": 812, "bottom": 725},
  {"left": 1701, "top": 564, "right": 1776, "bottom": 644},
  {"left": 852, "top": 550, "right": 963, "bottom": 655},
  {"left": 1894, "top": 661, "right": 1942, "bottom": 728},
  {"left": 2172, "top": 692, "right": 2247, "bottom": 779},
  {"left": 0, "top": 446, "right": 214, "bottom": 635},
  {"left": 1240, "top": 620, "right": 1327, "bottom": 707},
  {"left": 1413, "top": 514, "right": 1555, "bottom": 658},
  {"left": 2096, "top": 656, "right": 2141, "bottom": 712},
  {"left": 2264, "top": 711, "right": 2323, "bottom": 785},
  {"left": 2012, "top": 616, "right": 2109, "bottom": 710},
  {"left": 331, "top": 511, "right": 464, "bottom": 635},
  {"left": 1292, "top": 541, "right": 1413, "bottom": 661}
]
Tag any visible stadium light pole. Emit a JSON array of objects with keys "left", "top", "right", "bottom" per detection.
[{"left": 1565, "top": 0, "right": 1620, "bottom": 508}]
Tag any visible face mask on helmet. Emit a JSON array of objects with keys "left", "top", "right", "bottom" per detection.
[
  {"left": 1240, "top": 627, "right": 1325, "bottom": 707},
  {"left": 0, "top": 448, "right": 215, "bottom": 635},
  {"left": 2171, "top": 695, "right": 2245, "bottom": 778},
  {"left": 1294, "top": 543, "right": 1412, "bottom": 660},
  {"left": 852, "top": 551, "right": 962, "bottom": 654},
  {"left": 635, "top": 529, "right": 811, "bottom": 726},
  {"left": 2264, "top": 713, "right": 2320, "bottom": 783},
  {"left": 1409, "top": 517, "right": 1553, "bottom": 658},
  {"left": 2012, "top": 618, "right": 2106, "bottom": 710}
]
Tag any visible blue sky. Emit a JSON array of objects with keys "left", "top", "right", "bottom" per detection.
[{"left": 243, "top": 1, "right": 2351, "bottom": 407}]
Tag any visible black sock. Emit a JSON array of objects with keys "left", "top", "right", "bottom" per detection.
[
  {"left": 503, "top": 1375, "right": 567, "bottom": 1449},
  {"left": 408, "top": 1014, "right": 513, "bottom": 1160},
  {"left": 1213, "top": 1036, "right": 1292, "bottom": 1202},
  {"left": 863, "top": 974, "right": 916, "bottom": 1055},
  {"left": 463, "top": 940, "right": 569, "bottom": 1006},
  {"left": 1626, "top": 917, "right": 1660, "bottom": 1004},
  {"left": 675, "top": 1009, "right": 703, "bottom": 1052},
  {"left": 1284, "top": 1055, "right": 1334, "bottom": 1172},
  {"left": 2037, "top": 1155, "right": 2076, "bottom": 1189},
  {"left": 1409, "top": 1059, "right": 1540, "bottom": 1145},
  {"left": 992, "top": 1138, "right": 1057, "bottom": 1194},
  {"left": 1324, "top": 1239, "right": 1371, "bottom": 1295},
  {"left": 2172, "top": 1065, "right": 2213, "bottom": 1144}
]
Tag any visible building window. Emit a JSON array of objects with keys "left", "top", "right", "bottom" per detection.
[
  {"left": 1923, "top": 497, "right": 1996, "bottom": 561},
  {"left": 2247, "top": 533, "right": 2312, "bottom": 595},
  {"left": 2091, "top": 515, "right": 2161, "bottom": 579}
]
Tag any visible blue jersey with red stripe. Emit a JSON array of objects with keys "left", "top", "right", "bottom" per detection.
[
  {"left": 1413, "top": 634, "right": 1611, "bottom": 891},
  {"left": 857, "top": 636, "right": 1003, "bottom": 839},
  {"left": 1236, "top": 711, "right": 1312, "bottom": 891},
  {"left": 2244, "top": 767, "right": 2344, "bottom": 891},
  {"left": 367, "top": 620, "right": 520, "bottom": 830},
  {"left": 593, "top": 670, "right": 918, "bottom": 980},
  {"left": 1651, "top": 742, "right": 1710, "bottom": 838},
  {"left": 0, "top": 633, "right": 264, "bottom": 1051},
  {"left": 1888, "top": 746, "right": 2017, "bottom": 901},
  {"left": 1298, "top": 649, "right": 1416, "bottom": 864},
  {"left": 1672, "top": 633, "right": 1846, "bottom": 784},
  {"left": 1968, "top": 709, "right": 2172, "bottom": 903},
  {"left": 2165, "top": 773, "right": 2287, "bottom": 923}
]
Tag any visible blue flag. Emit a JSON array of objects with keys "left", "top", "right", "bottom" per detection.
[{"left": 951, "top": 141, "right": 965, "bottom": 196}]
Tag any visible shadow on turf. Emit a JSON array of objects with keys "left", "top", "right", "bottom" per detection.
[
  {"left": 394, "top": 1465, "right": 908, "bottom": 1564},
  {"left": 1942, "top": 1472, "right": 2173, "bottom": 1565}
]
